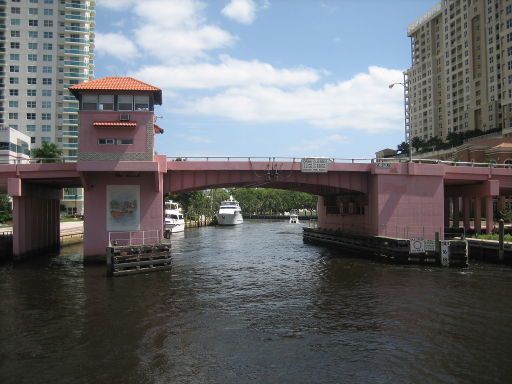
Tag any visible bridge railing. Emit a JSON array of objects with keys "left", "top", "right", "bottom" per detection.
[
  {"left": 108, "top": 230, "right": 161, "bottom": 247},
  {"left": 167, "top": 156, "right": 512, "bottom": 168},
  {"left": 0, "top": 158, "right": 72, "bottom": 164}
]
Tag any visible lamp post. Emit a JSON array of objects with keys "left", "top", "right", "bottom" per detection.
[{"left": 389, "top": 72, "right": 412, "bottom": 162}]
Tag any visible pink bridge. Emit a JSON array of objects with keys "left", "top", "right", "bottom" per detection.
[
  {"left": 1, "top": 157, "right": 511, "bottom": 262},
  {"left": 1, "top": 77, "right": 511, "bottom": 262}
]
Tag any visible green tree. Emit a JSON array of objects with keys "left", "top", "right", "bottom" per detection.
[
  {"left": 397, "top": 141, "right": 409, "bottom": 155},
  {"left": 31, "top": 142, "right": 63, "bottom": 163},
  {"left": 411, "top": 137, "right": 424, "bottom": 152},
  {"left": 0, "top": 194, "right": 12, "bottom": 223}
]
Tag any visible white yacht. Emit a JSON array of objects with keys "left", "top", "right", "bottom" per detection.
[
  {"left": 289, "top": 213, "right": 299, "bottom": 224},
  {"left": 217, "top": 196, "right": 243, "bottom": 226},
  {"left": 164, "top": 200, "right": 185, "bottom": 235}
]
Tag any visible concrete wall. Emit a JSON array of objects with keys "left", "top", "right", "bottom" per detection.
[{"left": 83, "top": 172, "right": 164, "bottom": 261}]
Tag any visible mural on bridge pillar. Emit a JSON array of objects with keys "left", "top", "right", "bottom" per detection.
[{"left": 69, "top": 77, "right": 166, "bottom": 259}]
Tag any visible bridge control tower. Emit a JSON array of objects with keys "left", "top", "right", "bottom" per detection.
[{"left": 69, "top": 77, "right": 166, "bottom": 260}]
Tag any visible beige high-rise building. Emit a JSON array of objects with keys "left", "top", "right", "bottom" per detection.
[{"left": 407, "top": 0, "right": 512, "bottom": 143}]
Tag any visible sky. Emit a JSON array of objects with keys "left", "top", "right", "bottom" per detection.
[{"left": 94, "top": 0, "right": 439, "bottom": 159}]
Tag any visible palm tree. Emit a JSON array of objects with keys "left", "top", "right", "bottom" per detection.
[{"left": 31, "top": 142, "right": 63, "bottom": 163}]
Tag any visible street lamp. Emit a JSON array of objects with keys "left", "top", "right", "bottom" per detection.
[{"left": 389, "top": 72, "right": 412, "bottom": 162}]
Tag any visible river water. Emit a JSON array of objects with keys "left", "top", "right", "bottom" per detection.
[{"left": 1, "top": 220, "right": 512, "bottom": 383}]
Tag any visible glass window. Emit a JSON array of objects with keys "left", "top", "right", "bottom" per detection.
[
  {"left": 118, "top": 95, "right": 133, "bottom": 111},
  {"left": 134, "top": 95, "right": 150, "bottom": 111},
  {"left": 99, "top": 95, "right": 114, "bottom": 111},
  {"left": 82, "top": 95, "right": 98, "bottom": 110}
]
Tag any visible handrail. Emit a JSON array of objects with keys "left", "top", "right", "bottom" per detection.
[
  {"left": 108, "top": 230, "right": 160, "bottom": 246},
  {"left": 166, "top": 156, "right": 512, "bottom": 168}
]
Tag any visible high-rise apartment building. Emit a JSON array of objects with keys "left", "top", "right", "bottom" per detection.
[
  {"left": 0, "top": 0, "right": 95, "bottom": 161},
  {"left": 407, "top": 0, "right": 512, "bottom": 143}
]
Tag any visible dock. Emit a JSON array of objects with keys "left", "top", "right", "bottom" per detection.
[
  {"left": 106, "top": 243, "right": 171, "bottom": 277},
  {"left": 303, "top": 227, "right": 468, "bottom": 267}
]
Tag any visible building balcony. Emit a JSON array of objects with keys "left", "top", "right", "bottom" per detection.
[
  {"left": 64, "top": 49, "right": 90, "bottom": 56},
  {"left": 62, "top": 130, "right": 78, "bottom": 137},
  {"left": 64, "top": 37, "right": 89, "bottom": 45},
  {"left": 64, "top": 14, "right": 93, "bottom": 22},
  {"left": 65, "top": 26, "right": 91, "bottom": 34},
  {"left": 63, "top": 72, "right": 89, "bottom": 79},
  {"left": 64, "top": 60, "right": 88, "bottom": 67},
  {"left": 65, "top": 3, "right": 90, "bottom": 11},
  {"left": 64, "top": 107, "right": 79, "bottom": 113},
  {"left": 62, "top": 143, "right": 78, "bottom": 149},
  {"left": 62, "top": 119, "right": 79, "bottom": 126}
]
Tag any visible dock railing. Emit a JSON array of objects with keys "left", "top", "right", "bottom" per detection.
[{"left": 108, "top": 230, "right": 161, "bottom": 247}]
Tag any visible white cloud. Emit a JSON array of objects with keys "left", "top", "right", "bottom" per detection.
[
  {"left": 289, "top": 134, "right": 348, "bottom": 152},
  {"left": 95, "top": 32, "right": 138, "bottom": 60},
  {"left": 97, "top": 0, "right": 137, "bottom": 9},
  {"left": 131, "top": 56, "right": 320, "bottom": 89},
  {"left": 222, "top": 0, "right": 256, "bottom": 24},
  {"left": 177, "top": 66, "right": 405, "bottom": 133}
]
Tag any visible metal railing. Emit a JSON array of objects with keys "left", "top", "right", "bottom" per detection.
[
  {"left": 166, "top": 156, "right": 512, "bottom": 168},
  {"left": 108, "top": 230, "right": 160, "bottom": 247}
]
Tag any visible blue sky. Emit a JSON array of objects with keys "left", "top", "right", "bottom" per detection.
[{"left": 95, "top": 0, "right": 439, "bottom": 159}]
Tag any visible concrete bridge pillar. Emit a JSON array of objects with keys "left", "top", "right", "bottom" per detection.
[
  {"left": 485, "top": 196, "right": 494, "bottom": 234},
  {"left": 8, "top": 178, "right": 60, "bottom": 260},
  {"left": 453, "top": 197, "right": 460, "bottom": 228},
  {"left": 444, "top": 197, "right": 450, "bottom": 228},
  {"left": 463, "top": 197, "right": 471, "bottom": 231},
  {"left": 474, "top": 197, "right": 482, "bottom": 234}
]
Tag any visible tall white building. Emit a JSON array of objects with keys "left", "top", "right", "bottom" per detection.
[{"left": 0, "top": 0, "right": 95, "bottom": 161}]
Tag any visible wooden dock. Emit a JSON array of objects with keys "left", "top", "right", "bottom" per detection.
[
  {"left": 303, "top": 227, "right": 468, "bottom": 267},
  {"left": 106, "top": 243, "right": 171, "bottom": 277}
]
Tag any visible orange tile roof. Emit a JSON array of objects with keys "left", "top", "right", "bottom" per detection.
[
  {"left": 70, "top": 77, "right": 160, "bottom": 91},
  {"left": 69, "top": 77, "right": 162, "bottom": 104},
  {"left": 93, "top": 121, "right": 137, "bottom": 128}
]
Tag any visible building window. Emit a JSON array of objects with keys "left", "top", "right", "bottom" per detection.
[
  {"left": 28, "top": 20, "right": 38, "bottom": 27},
  {"left": 28, "top": 43, "right": 38, "bottom": 50},
  {"left": 42, "top": 90, "right": 52, "bottom": 97},
  {"left": 43, "top": 20, "right": 53, "bottom": 27},
  {"left": 42, "top": 101, "right": 51, "bottom": 108},
  {"left": 9, "top": 54, "right": 19, "bottom": 61},
  {"left": 11, "top": 31, "right": 20, "bottom": 37},
  {"left": 29, "top": 8, "right": 38, "bottom": 15},
  {"left": 42, "top": 66, "right": 52, "bottom": 73},
  {"left": 8, "top": 113, "right": 19, "bottom": 120},
  {"left": 43, "top": 43, "right": 53, "bottom": 50},
  {"left": 43, "top": 78, "right": 52, "bottom": 85},
  {"left": 28, "top": 31, "right": 38, "bottom": 38},
  {"left": 134, "top": 96, "right": 150, "bottom": 111},
  {"left": 27, "top": 90, "right": 36, "bottom": 96},
  {"left": 98, "top": 139, "right": 116, "bottom": 145},
  {"left": 27, "top": 78, "right": 37, "bottom": 85},
  {"left": 82, "top": 95, "right": 97, "bottom": 110},
  {"left": 10, "top": 42, "right": 20, "bottom": 49},
  {"left": 10, "top": 90, "right": 19, "bottom": 96},
  {"left": 44, "top": 9, "right": 53, "bottom": 16},
  {"left": 27, "top": 113, "right": 36, "bottom": 120},
  {"left": 11, "top": 19, "right": 21, "bottom": 26},
  {"left": 42, "top": 113, "right": 52, "bottom": 121},
  {"left": 27, "top": 101, "right": 36, "bottom": 108},
  {"left": 28, "top": 54, "right": 37, "bottom": 61},
  {"left": 28, "top": 66, "right": 37, "bottom": 73},
  {"left": 43, "top": 55, "right": 53, "bottom": 62},
  {"left": 9, "top": 77, "right": 19, "bottom": 84},
  {"left": 118, "top": 95, "right": 133, "bottom": 111},
  {"left": 26, "top": 125, "right": 36, "bottom": 132},
  {"left": 9, "top": 66, "right": 19, "bottom": 73},
  {"left": 42, "top": 125, "right": 51, "bottom": 132},
  {"left": 11, "top": 7, "right": 20, "bottom": 14},
  {"left": 9, "top": 101, "right": 18, "bottom": 108},
  {"left": 42, "top": 137, "right": 51, "bottom": 144},
  {"left": 99, "top": 95, "right": 114, "bottom": 111},
  {"left": 43, "top": 32, "right": 53, "bottom": 39}
]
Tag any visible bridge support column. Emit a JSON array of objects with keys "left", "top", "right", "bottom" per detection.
[
  {"left": 444, "top": 197, "right": 450, "bottom": 228},
  {"left": 474, "top": 197, "right": 482, "bottom": 234},
  {"left": 8, "top": 178, "right": 60, "bottom": 261},
  {"left": 463, "top": 197, "right": 471, "bottom": 232},
  {"left": 485, "top": 196, "right": 494, "bottom": 234},
  {"left": 453, "top": 197, "right": 460, "bottom": 228}
]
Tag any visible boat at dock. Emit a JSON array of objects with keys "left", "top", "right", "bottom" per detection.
[
  {"left": 164, "top": 200, "right": 185, "bottom": 234},
  {"left": 217, "top": 196, "right": 243, "bottom": 226},
  {"left": 289, "top": 213, "right": 300, "bottom": 224}
]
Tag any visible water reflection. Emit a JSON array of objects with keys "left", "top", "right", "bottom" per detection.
[{"left": 1, "top": 221, "right": 512, "bottom": 383}]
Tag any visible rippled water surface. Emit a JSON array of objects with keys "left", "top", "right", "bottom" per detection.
[{"left": 1, "top": 220, "right": 512, "bottom": 383}]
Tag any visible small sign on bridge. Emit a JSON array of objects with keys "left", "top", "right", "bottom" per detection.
[{"left": 301, "top": 158, "right": 331, "bottom": 173}]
